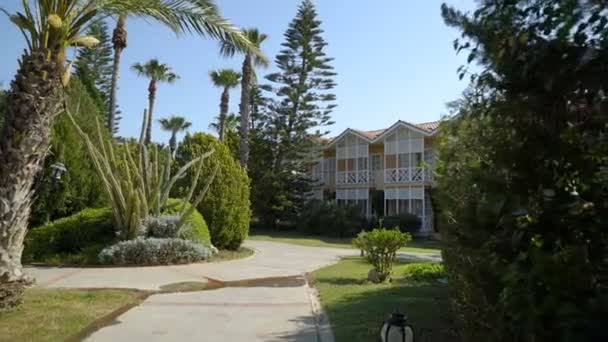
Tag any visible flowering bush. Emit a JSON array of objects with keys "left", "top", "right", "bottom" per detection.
[
  {"left": 141, "top": 215, "right": 191, "bottom": 239},
  {"left": 98, "top": 238, "right": 211, "bottom": 265}
]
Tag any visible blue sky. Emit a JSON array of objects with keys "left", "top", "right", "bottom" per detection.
[{"left": 0, "top": 0, "right": 475, "bottom": 143}]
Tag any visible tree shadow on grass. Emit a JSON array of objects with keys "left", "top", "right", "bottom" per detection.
[{"left": 318, "top": 280, "right": 459, "bottom": 342}]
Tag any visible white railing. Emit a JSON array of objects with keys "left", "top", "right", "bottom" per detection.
[
  {"left": 337, "top": 170, "right": 369, "bottom": 185},
  {"left": 384, "top": 167, "right": 426, "bottom": 183}
]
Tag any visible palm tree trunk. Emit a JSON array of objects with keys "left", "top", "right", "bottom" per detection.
[
  {"left": 219, "top": 87, "right": 229, "bottom": 142},
  {"left": 0, "top": 50, "right": 62, "bottom": 309},
  {"left": 169, "top": 132, "right": 177, "bottom": 157},
  {"left": 239, "top": 55, "right": 253, "bottom": 168},
  {"left": 145, "top": 80, "right": 157, "bottom": 145},
  {"left": 139, "top": 109, "right": 148, "bottom": 144},
  {"left": 108, "top": 16, "right": 127, "bottom": 134}
]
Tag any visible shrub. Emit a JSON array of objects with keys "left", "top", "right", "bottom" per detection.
[
  {"left": 175, "top": 133, "right": 250, "bottom": 250},
  {"left": 382, "top": 213, "right": 421, "bottom": 234},
  {"left": 297, "top": 200, "right": 367, "bottom": 237},
  {"left": 23, "top": 200, "right": 210, "bottom": 263},
  {"left": 30, "top": 78, "right": 109, "bottom": 226},
  {"left": 162, "top": 199, "right": 210, "bottom": 243},
  {"left": 403, "top": 262, "right": 445, "bottom": 281},
  {"left": 353, "top": 228, "right": 411, "bottom": 282},
  {"left": 141, "top": 215, "right": 190, "bottom": 239},
  {"left": 98, "top": 238, "right": 211, "bottom": 265},
  {"left": 24, "top": 208, "right": 115, "bottom": 262}
]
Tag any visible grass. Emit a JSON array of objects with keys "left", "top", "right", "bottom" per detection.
[
  {"left": 207, "top": 247, "right": 254, "bottom": 262},
  {"left": 0, "top": 288, "right": 141, "bottom": 342},
  {"left": 312, "top": 257, "right": 456, "bottom": 342},
  {"left": 249, "top": 230, "right": 442, "bottom": 254}
]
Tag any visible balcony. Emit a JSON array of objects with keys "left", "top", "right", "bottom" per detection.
[
  {"left": 384, "top": 167, "right": 427, "bottom": 183},
  {"left": 337, "top": 170, "right": 369, "bottom": 185}
]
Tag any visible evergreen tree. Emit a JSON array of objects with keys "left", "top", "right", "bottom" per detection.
[
  {"left": 438, "top": 1, "right": 608, "bottom": 341},
  {"left": 0, "top": 88, "right": 5, "bottom": 131},
  {"left": 252, "top": 0, "right": 337, "bottom": 227},
  {"left": 74, "top": 20, "right": 113, "bottom": 126}
]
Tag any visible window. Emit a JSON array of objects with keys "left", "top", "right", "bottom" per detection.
[
  {"left": 398, "top": 154, "right": 410, "bottom": 168},
  {"left": 371, "top": 154, "right": 383, "bottom": 170},
  {"left": 412, "top": 153, "right": 422, "bottom": 167},
  {"left": 398, "top": 199, "right": 409, "bottom": 213},
  {"left": 397, "top": 153, "right": 422, "bottom": 168},
  {"left": 357, "top": 157, "right": 368, "bottom": 170},
  {"left": 411, "top": 199, "right": 423, "bottom": 217}
]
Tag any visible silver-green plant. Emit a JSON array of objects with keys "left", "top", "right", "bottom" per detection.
[{"left": 67, "top": 109, "right": 218, "bottom": 240}]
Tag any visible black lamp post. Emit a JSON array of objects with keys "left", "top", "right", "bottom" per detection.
[
  {"left": 49, "top": 162, "right": 68, "bottom": 184},
  {"left": 380, "top": 312, "right": 414, "bottom": 342}
]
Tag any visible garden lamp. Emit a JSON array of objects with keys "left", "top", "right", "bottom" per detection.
[
  {"left": 380, "top": 312, "right": 414, "bottom": 342},
  {"left": 50, "top": 162, "right": 68, "bottom": 184}
]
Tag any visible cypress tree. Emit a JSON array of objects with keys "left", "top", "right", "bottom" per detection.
[
  {"left": 74, "top": 20, "right": 114, "bottom": 128},
  {"left": 252, "top": 0, "right": 337, "bottom": 227}
]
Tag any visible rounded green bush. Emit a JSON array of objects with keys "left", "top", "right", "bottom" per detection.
[
  {"left": 24, "top": 207, "right": 115, "bottom": 262},
  {"left": 174, "top": 133, "right": 251, "bottom": 250},
  {"left": 163, "top": 199, "right": 211, "bottom": 243}
]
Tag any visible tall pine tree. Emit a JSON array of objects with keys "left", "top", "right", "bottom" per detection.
[
  {"left": 251, "top": 0, "right": 336, "bottom": 227},
  {"left": 74, "top": 20, "right": 114, "bottom": 129}
]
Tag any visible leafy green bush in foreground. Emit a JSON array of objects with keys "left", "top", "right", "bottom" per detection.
[{"left": 353, "top": 228, "right": 411, "bottom": 282}]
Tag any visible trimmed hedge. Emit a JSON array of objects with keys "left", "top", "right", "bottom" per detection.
[
  {"left": 297, "top": 200, "right": 368, "bottom": 237},
  {"left": 403, "top": 262, "right": 445, "bottom": 281},
  {"left": 382, "top": 213, "right": 421, "bottom": 234},
  {"left": 24, "top": 207, "right": 114, "bottom": 263},
  {"left": 174, "top": 133, "right": 251, "bottom": 250},
  {"left": 24, "top": 200, "right": 210, "bottom": 263}
]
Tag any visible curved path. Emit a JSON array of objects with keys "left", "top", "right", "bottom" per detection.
[{"left": 25, "top": 241, "right": 440, "bottom": 341}]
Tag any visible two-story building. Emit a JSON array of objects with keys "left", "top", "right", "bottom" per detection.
[{"left": 310, "top": 120, "right": 439, "bottom": 235}]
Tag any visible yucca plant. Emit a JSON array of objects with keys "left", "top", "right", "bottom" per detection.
[{"left": 68, "top": 110, "right": 217, "bottom": 240}]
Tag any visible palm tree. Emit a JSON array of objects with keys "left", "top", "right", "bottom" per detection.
[
  {"left": 108, "top": 15, "right": 127, "bottom": 133},
  {"left": 132, "top": 59, "right": 179, "bottom": 144},
  {"left": 159, "top": 115, "right": 192, "bottom": 156},
  {"left": 220, "top": 28, "right": 269, "bottom": 168},
  {"left": 209, "top": 113, "right": 239, "bottom": 136},
  {"left": 209, "top": 69, "right": 241, "bottom": 141},
  {"left": 0, "top": 0, "right": 263, "bottom": 309}
]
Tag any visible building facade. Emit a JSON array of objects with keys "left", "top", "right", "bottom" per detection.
[{"left": 310, "top": 120, "right": 439, "bottom": 235}]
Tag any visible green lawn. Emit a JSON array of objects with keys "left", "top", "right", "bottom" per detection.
[
  {"left": 312, "top": 257, "right": 456, "bottom": 342},
  {"left": 249, "top": 230, "right": 442, "bottom": 254},
  {"left": 0, "top": 288, "right": 142, "bottom": 342}
]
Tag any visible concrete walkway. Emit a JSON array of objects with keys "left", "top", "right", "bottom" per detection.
[{"left": 25, "top": 241, "right": 441, "bottom": 341}]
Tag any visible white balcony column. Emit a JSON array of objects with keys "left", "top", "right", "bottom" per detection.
[
  {"left": 422, "top": 186, "right": 426, "bottom": 231},
  {"left": 422, "top": 142, "right": 425, "bottom": 182},
  {"left": 408, "top": 186, "right": 412, "bottom": 213},
  {"left": 408, "top": 129, "right": 412, "bottom": 182}
]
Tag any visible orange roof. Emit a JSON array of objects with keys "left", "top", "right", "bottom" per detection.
[
  {"left": 318, "top": 120, "right": 441, "bottom": 146},
  {"left": 353, "top": 120, "right": 440, "bottom": 139},
  {"left": 352, "top": 128, "right": 387, "bottom": 140},
  {"left": 413, "top": 121, "right": 440, "bottom": 132}
]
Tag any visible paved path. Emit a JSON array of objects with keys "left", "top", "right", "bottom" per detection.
[{"left": 25, "top": 240, "right": 441, "bottom": 342}]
